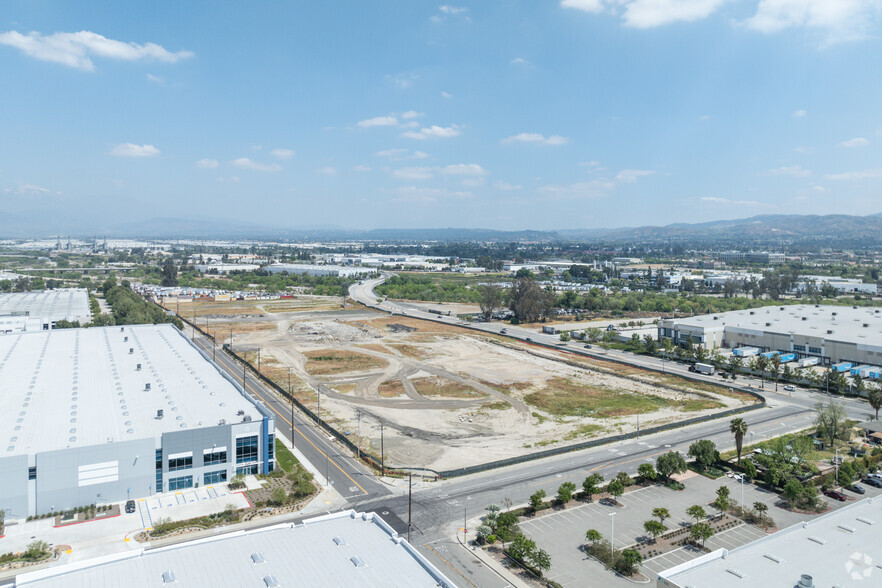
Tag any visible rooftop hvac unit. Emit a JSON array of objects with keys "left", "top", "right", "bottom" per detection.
[
  {"left": 237, "top": 410, "right": 245, "bottom": 416},
  {"left": 798, "top": 574, "right": 814, "bottom": 588},
  {"left": 827, "top": 330, "right": 833, "bottom": 334},
  {"left": 156, "top": 409, "right": 164, "bottom": 419},
  {"left": 136, "top": 363, "right": 142, "bottom": 371},
  {"left": 865, "top": 324, "right": 870, "bottom": 328},
  {"left": 802, "top": 317, "right": 807, "bottom": 321},
  {"left": 766, "top": 322, "right": 771, "bottom": 327},
  {"left": 243, "top": 415, "right": 252, "bottom": 422},
  {"left": 120, "top": 327, "right": 125, "bottom": 332},
  {"left": 145, "top": 383, "right": 151, "bottom": 391},
  {"left": 749, "top": 311, "right": 755, "bottom": 315},
  {"left": 832, "top": 312, "right": 837, "bottom": 316},
  {"left": 124, "top": 336, "right": 128, "bottom": 342},
  {"left": 129, "top": 348, "right": 134, "bottom": 354}
]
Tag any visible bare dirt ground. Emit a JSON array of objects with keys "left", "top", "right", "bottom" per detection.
[{"left": 179, "top": 297, "right": 755, "bottom": 472}]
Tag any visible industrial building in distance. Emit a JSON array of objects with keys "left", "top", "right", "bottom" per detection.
[
  {"left": 14, "top": 510, "right": 455, "bottom": 588},
  {"left": 658, "top": 304, "right": 882, "bottom": 367},
  {"left": 265, "top": 263, "right": 378, "bottom": 278},
  {"left": 0, "top": 288, "right": 91, "bottom": 334},
  {"left": 0, "top": 323, "right": 275, "bottom": 518},
  {"left": 657, "top": 498, "right": 882, "bottom": 588}
]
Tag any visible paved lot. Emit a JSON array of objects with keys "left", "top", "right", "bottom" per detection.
[{"left": 518, "top": 472, "right": 882, "bottom": 587}]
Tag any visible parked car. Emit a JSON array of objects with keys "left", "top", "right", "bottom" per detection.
[
  {"left": 847, "top": 484, "right": 866, "bottom": 495},
  {"left": 783, "top": 385, "right": 795, "bottom": 391},
  {"left": 824, "top": 489, "right": 847, "bottom": 501},
  {"left": 733, "top": 473, "right": 745, "bottom": 482},
  {"left": 125, "top": 500, "right": 136, "bottom": 513},
  {"left": 863, "top": 477, "right": 882, "bottom": 488}
]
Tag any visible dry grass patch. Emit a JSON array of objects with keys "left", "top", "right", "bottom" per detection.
[
  {"left": 411, "top": 376, "right": 484, "bottom": 398},
  {"left": 378, "top": 379, "right": 406, "bottom": 398},
  {"left": 355, "top": 344, "right": 391, "bottom": 354},
  {"left": 389, "top": 344, "right": 431, "bottom": 360},
  {"left": 333, "top": 383, "right": 357, "bottom": 394},
  {"left": 524, "top": 377, "right": 670, "bottom": 418},
  {"left": 304, "top": 350, "right": 389, "bottom": 375}
]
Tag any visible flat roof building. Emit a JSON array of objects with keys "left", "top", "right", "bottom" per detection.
[
  {"left": 15, "top": 510, "right": 455, "bottom": 587},
  {"left": 658, "top": 304, "right": 882, "bottom": 367},
  {"left": 658, "top": 498, "right": 882, "bottom": 588},
  {"left": 265, "top": 263, "right": 378, "bottom": 278},
  {"left": 0, "top": 324, "right": 275, "bottom": 518},
  {"left": 0, "top": 288, "right": 91, "bottom": 334}
]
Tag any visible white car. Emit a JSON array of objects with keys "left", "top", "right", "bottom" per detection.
[
  {"left": 783, "top": 385, "right": 796, "bottom": 391},
  {"left": 733, "top": 473, "right": 745, "bottom": 482}
]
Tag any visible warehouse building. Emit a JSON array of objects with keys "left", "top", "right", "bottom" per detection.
[
  {"left": 0, "top": 323, "right": 275, "bottom": 519},
  {"left": 0, "top": 288, "right": 91, "bottom": 334},
  {"left": 14, "top": 510, "right": 455, "bottom": 587},
  {"left": 265, "top": 263, "right": 377, "bottom": 278},
  {"left": 658, "top": 498, "right": 882, "bottom": 588},
  {"left": 658, "top": 304, "right": 882, "bottom": 366}
]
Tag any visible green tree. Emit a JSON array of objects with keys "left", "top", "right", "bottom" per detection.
[
  {"left": 644, "top": 519, "right": 666, "bottom": 543},
  {"left": 690, "top": 522, "right": 714, "bottom": 546},
  {"left": 478, "top": 285, "right": 503, "bottom": 321},
  {"left": 615, "top": 471, "right": 632, "bottom": 487},
  {"left": 23, "top": 540, "right": 50, "bottom": 561},
  {"left": 743, "top": 459, "right": 757, "bottom": 480},
  {"left": 638, "top": 463, "right": 657, "bottom": 483},
  {"left": 509, "top": 277, "right": 555, "bottom": 323},
  {"left": 585, "top": 529, "right": 603, "bottom": 544},
  {"left": 712, "top": 495, "right": 730, "bottom": 518},
  {"left": 770, "top": 355, "right": 782, "bottom": 391},
  {"left": 582, "top": 474, "right": 603, "bottom": 501},
  {"left": 868, "top": 383, "right": 882, "bottom": 420},
  {"left": 688, "top": 439, "right": 718, "bottom": 470},
  {"left": 529, "top": 489, "right": 547, "bottom": 512},
  {"left": 753, "top": 502, "right": 768, "bottom": 517},
  {"left": 619, "top": 548, "right": 643, "bottom": 575},
  {"left": 656, "top": 451, "right": 687, "bottom": 479},
  {"left": 475, "top": 525, "right": 493, "bottom": 543},
  {"left": 160, "top": 258, "right": 178, "bottom": 287},
  {"left": 686, "top": 505, "right": 706, "bottom": 524},
  {"left": 814, "top": 399, "right": 847, "bottom": 447},
  {"left": 754, "top": 354, "right": 770, "bottom": 388},
  {"left": 730, "top": 418, "right": 749, "bottom": 466},
  {"left": 531, "top": 548, "right": 552, "bottom": 574},
  {"left": 782, "top": 478, "right": 804, "bottom": 507},
  {"left": 838, "top": 461, "right": 855, "bottom": 487},
  {"left": 270, "top": 487, "right": 286, "bottom": 505},
  {"left": 607, "top": 479, "right": 625, "bottom": 503},
  {"left": 508, "top": 534, "right": 536, "bottom": 565},
  {"left": 652, "top": 507, "right": 670, "bottom": 525},
  {"left": 557, "top": 481, "right": 576, "bottom": 504}
]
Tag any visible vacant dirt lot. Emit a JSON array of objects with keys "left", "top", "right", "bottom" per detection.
[{"left": 182, "top": 296, "right": 754, "bottom": 471}]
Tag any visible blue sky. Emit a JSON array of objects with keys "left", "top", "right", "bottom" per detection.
[{"left": 1, "top": 1, "right": 881, "bottom": 232}]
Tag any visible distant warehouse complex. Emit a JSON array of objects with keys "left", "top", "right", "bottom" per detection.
[
  {"left": 0, "top": 324, "right": 275, "bottom": 518},
  {"left": 0, "top": 288, "right": 91, "bottom": 334},
  {"left": 658, "top": 304, "right": 882, "bottom": 367},
  {"left": 265, "top": 263, "right": 378, "bottom": 278}
]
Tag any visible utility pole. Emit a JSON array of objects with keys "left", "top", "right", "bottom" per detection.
[
  {"left": 356, "top": 411, "right": 361, "bottom": 460},
  {"left": 230, "top": 328, "right": 233, "bottom": 352},
  {"left": 288, "top": 369, "right": 294, "bottom": 429},
  {"left": 380, "top": 423, "right": 385, "bottom": 476},
  {"left": 408, "top": 472, "right": 413, "bottom": 543},
  {"left": 463, "top": 506, "right": 467, "bottom": 547},
  {"left": 317, "top": 388, "right": 321, "bottom": 430},
  {"left": 212, "top": 330, "right": 216, "bottom": 362},
  {"left": 637, "top": 414, "right": 640, "bottom": 438},
  {"left": 609, "top": 512, "right": 616, "bottom": 566},
  {"left": 257, "top": 348, "right": 260, "bottom": 374},
  {"left": 835, "top": 448, "right": 839, "bottom": 485},
  {"left": 243, "top": 358, "right": 247, "bottom": 391}
]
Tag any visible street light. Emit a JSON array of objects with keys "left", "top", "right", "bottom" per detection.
[{"left": 609, "top": 512, "right": 616, "bottom": 565}]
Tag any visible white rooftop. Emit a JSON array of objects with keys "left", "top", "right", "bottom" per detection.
[
  {"left": 16, "top": 510, "right": 455, "bottom": 588},
  {"left": 0, "top": 288, "right": 91, "bottom": 323},
  {"left": 660, "top": 498, "right": 882, "bottom": 588},
  {"left": 0, "top": 324, "right": 262, "bottom": 457},
  {"left": 665, "top": 304, "right": 882, "bottom": 346}
]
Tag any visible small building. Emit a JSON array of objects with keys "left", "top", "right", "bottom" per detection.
[{"left": 0, "top": 288, "right": 91, "bottom": 334}]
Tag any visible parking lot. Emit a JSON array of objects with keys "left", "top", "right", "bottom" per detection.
[{"left": 519, "top": 471, "right": 882, "bottom": 587}]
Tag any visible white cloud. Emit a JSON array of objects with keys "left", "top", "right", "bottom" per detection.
[
  {"left": 441, "top": 91, "right": 453, "bottom": 99},
  {"left": 0, "top": 30, "right": 193, "bottom": 71},
  {"left": 838, "top": 137, "right": 869, "bottom": 148},
  {"left": 270, "top": 148, "right": 295, "bottom": 160},
  {"left": 400, "top": 121, "right": 420, "bottom": 128},
  {"left": 315, "top": 166, "right": 338, "bottom": 175},
  {"left": 439, "top": 5, "right": 468, "bottom": 15},
  {"left": 510, "top": 57, "right": 532, "bottom": 66},
  {"left": 375, "top": 148, "right": 430, "bottom": 161},
  {"left": 16, "top": 184, "right": 51, "bottom": 194},
  {"left": 195, "top": 158, "right": 219, "bottom": 169},
  {"left": 386, "top": 73, "right": 418, "bottom": 89},
  {"left": 393, "top": 167, "right": 435, "bottom": 180},
  {"left": 146, "top": 73, "right": 165, "bottom": 85},
  {"left": 461, "top": 177, "right": 486, "bottom": 187},
  {"left": 561, "top": 0, "right": 607, "bottom": 13},
  {"left": 391, "top": 185, "right": 473, "bottom": 204},
  {"left": 493, "top": 181, "right": 522, "bottom": 190},
  {"left": 110, "top": 143, "right": 160, "bottom": 157},
  {"left": 402, "top": 125, "right": 461, "bottom": 140},
  {"left": 615, "top": 169, "right": 655, "bottom": 182},
  {"left": 392, "top": 163, "right": 487, "bottom": 180},
  {"left": 622, "top": 0, "right": 729, "bottom": 29},
  {"left": 538, "top": 180, "right": 617, "bottom": 200},
  {"left": 230, "top": 158, "right": 282, "bottom": 172},
  {"left": 825, "top": 168, "right": 882, "bottom": 181},
  {"left": 699, "top": 114, "right": 712, "bottom": 120},
  {"left": 502, "top": 132, "right": 570, "bottom": 146},
  {"left": 401, "top": 110, "right": 423, "bottom": 119},
  {"left": 352, "top": 165, "right": 372, "bottom": 172},
  {"left": 432, "top": 5, "right": 471, "bottom": 23},
  {"left": 746, "top": 0, "right": 880, "bottom": 43},
  {"left": 765, "top": 164, "right": 811, "bottom": 177},
  {"left": 794, "top": 145, "right": 812, "bottom": 153},
  {"left": 793, "top": 109, "right": 807, "bottom": 117},
  {"left": 358, "top": 115, "right": 398, "bottom": 128},
  {"left": 700, "top": 196, "right": 767, "bottom": 206}
]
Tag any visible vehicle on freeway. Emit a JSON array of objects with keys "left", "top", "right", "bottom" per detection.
[
  {"left": 847, "top": 484, "right": 866, "bottom": 495},
  {"left": 125, "top": 500, "right": 136, "bottom": 513},
  {"left": 783, "top": 385, "right": 796, "bottom": 391},
  {"left": 863, "top": 477, "right": 882, "bottom": 488},
  {"left": 500, "top": 328, "right": 507, "bottom": 334},
  {"left": 525, "top": 337, "right": 532, "bottom": 342},
  {"left": 824, "top": 489, "right": 847, "bottom": 501},
  {"left": 584, "top": 344, "right": 592, "bottom": 349}
]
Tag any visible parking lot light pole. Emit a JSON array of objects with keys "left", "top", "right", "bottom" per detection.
[
  {"left": 609, "top": 512, "right": 616, "bottom": 564},
  {"left": 740, "top": 476, "right": 744, "bottom": 511}
]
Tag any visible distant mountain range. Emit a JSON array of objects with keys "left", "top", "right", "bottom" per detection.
[{"left": 2, "top": 213, "right": 882, "bottom": 245}]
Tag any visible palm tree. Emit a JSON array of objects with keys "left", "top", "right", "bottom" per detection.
[
  {"left": 730, "top": 418, "right": 749, "bottom": 465},
  {"left": 770, "top": 355, "right": 782, "bottom": 391},
  {"left": 754, "top": 355, "right": 769, "bottom": 388},
  {"left": 868, "top": 383, "right": 882, "bottom": 420}
]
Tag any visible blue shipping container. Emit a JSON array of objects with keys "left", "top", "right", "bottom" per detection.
[
  {"left": 779, "top": 353, "right": 797, "bottom": 363},
  {"left": 832, "top": 362, "right": 853, "bottom": 372}
]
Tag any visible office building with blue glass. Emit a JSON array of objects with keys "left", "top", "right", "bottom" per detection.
[{"left": 0, "top": 323, "right": 275, "bottom": 519}]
